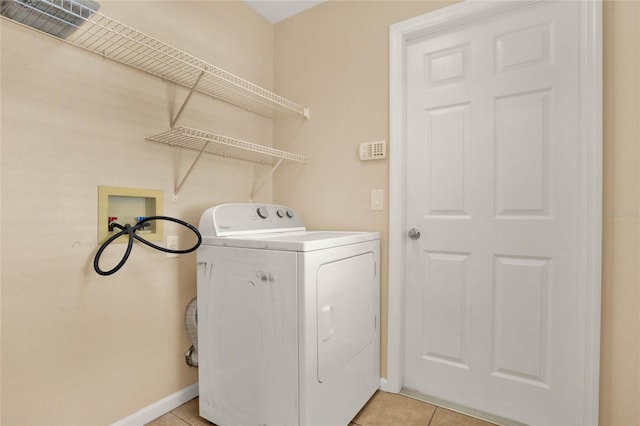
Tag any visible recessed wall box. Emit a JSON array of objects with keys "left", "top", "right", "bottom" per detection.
[{"left": 98, "top": 186, "right": 163, "bottom": 243}]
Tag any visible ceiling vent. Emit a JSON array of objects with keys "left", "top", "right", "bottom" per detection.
[{"left": 1, "top": 0, "right": 99, "bottom": 39}]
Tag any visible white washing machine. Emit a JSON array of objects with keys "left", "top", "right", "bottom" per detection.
[{"left": 196, "top": 203, "right": 380, "bottom": 426}]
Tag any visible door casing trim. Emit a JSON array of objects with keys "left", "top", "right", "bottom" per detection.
[{"left": 387, "top": 1, "right": 602, "bottom": 424}]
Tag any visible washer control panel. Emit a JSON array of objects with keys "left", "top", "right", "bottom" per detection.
[{"left": 199, "top": 203, "right": 305, "bottom": 237}]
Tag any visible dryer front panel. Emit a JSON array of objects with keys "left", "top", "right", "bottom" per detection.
[{"left": 298, "top": 239, "right": 380, "bottom": 426}]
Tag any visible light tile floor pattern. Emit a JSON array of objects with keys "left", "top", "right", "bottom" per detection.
[{"left": 146, "top": 391, "right": 496, "bottom": 426}]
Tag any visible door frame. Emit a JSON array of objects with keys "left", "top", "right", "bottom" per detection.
[{"left": 387, "top": 1, "right": 602, "bottom": 423}]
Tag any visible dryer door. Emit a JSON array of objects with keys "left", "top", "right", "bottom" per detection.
[
  {"left": 317, "top": 252, "right": 376, "bottom": 382},
  {"left": 298, "top": 239, "right": 380, "bottom": 426}
]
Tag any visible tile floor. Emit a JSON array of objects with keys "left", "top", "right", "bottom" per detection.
[{"left": 146, "top": 391, "right": 496, "bottom": 426}]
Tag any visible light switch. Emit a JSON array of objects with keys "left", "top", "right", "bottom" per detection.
[{"left": 371, "top": 189, "right": 384, "bottom": 211}]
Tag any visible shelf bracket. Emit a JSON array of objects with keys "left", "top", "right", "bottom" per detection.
[
  {"left": 250, "top": 158, "right": 284, "bottom": 202},
  {"left": 173, "top": 140, "right": 210, "bottom": 201},
  {"left": 170, "top": 70, "right": 205, "bottom": 129}
]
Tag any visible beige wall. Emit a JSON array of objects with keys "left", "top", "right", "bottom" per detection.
[
  {"left": 274, "top": 1, "right": 640, "bottom": 425},
  {"left": 2, "top": 1, "right": 639, "bottom": 425},
  {"left": 601, "top": 1, "right": 640, "bottom": 425},
  {"left": 0, "top": 1, "right": 273, "bottom": 424}
]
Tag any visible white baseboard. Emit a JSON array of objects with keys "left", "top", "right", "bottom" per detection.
[
  {"left": 379, "top": 377, "right": 392, "bottom": 392},
  {"left": 112, "top": 383, "right": 199, "bottom": 426}
]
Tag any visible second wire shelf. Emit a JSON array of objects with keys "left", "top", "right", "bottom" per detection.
[
  {"left": 146, "top": 126, "right": 307, "bottom": 199},
  {"left": 146, "top": 126, "right": 307, "bottom": 165}
]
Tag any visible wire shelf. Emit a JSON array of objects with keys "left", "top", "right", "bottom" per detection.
[
  {"left": 146, "top": 126, "right": 308, "bottom": 166},
  {"left": 1, "top": 0, "right": 309, "bottom": 119}
]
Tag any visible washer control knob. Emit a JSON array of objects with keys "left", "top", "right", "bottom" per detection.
[
  {"left": 276, "top": 209, "right": 285, "bottom": 218},
  {"left": 257, "top": 207, "right": 269, "bottom": 219},
  {"left": 286, "top": 209, "right": 294, "bottom": 218}
]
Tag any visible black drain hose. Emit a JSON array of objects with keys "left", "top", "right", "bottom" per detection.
[{"left": 94, "top": 215, "right": 202, "bottom": 276}]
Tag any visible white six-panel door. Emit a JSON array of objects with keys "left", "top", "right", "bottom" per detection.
[{"left": 397, "top": 1, "right": 601, "bottom": 425}]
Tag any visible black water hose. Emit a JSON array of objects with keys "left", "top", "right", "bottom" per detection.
[{"left": 94, "top": 216, "right": 202, "bottom": 276}]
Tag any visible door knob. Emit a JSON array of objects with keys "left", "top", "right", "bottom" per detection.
[{"left": 408, "top": 228, "right": 421, "bottom": 240}]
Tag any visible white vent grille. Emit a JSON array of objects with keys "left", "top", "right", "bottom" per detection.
[
  {"left": 359, "top": 141, "right": 386, "bottom": 161},
  {"left": 0, "top": 0, "right": 99, "bottom": 39}
]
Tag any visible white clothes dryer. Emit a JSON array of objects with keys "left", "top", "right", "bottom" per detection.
[{"left": 196, "top": 203, "right": 380, "bottom": 426}]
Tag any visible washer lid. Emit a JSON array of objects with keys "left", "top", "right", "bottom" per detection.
[{"left": 201, "top": 230, "right": 379, "bottom": 252}]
